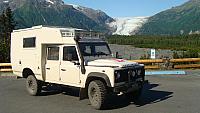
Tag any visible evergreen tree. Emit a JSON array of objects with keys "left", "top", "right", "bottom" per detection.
[{"left": 0, "top": 7, "right": 15, "bottom": 62}]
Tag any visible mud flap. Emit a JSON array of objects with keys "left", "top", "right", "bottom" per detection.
[{"left": 79, "top": 88, "right": 88, "bottom": 100}]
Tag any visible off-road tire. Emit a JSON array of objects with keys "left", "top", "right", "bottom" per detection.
[
  {"left": 88, "top": 80, "right": 107, "bottom": 110},
  {"left": 26, "top": 75, "right": 42, "bottom": 96}
]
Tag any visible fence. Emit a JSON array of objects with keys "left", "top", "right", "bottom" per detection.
[
  {"left": 1, "top": 58, "right": 200, "bottom": 72},
  {"left": 170, "top": 58, "right": 200, "bottom": 69}
]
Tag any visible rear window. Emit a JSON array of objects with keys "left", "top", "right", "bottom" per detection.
[{"left": 23, "top": 37, "right": 36, "bottom": 48}]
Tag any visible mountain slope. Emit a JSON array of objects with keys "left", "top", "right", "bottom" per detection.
[
  {"left": 108, "top": 17, "right": 148, "bottom": 35},
  {"left": 0, "top": 0, "right": 113, "bottom": 32},
  {"left": 138, "top": 0, "right": 200, "bottom": 35},
  {"left": 71, "top": 4, "right": 114, "bottom": 26}
]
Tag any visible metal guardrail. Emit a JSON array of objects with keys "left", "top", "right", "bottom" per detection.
[
  {"left": 170, "top": 58, "right": 200, "bottom": 63},
  {"left": 0, "top": 63, "right": 12, "bottom": 72},
  {"left": 1, "top": 58, "right": 200, "bottom": 72},
  {"left": 131, "top": 59, "right": 163, "bottom": 63},
  {"left": 131, "top": 58, "right": 200, "bottom": 69}
]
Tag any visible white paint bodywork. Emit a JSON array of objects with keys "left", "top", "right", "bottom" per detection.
[{"left": 87, "top": 59, "right": 139, "bottom": 68}]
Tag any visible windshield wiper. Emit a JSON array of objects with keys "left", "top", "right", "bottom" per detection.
[{"left": 95, "top": 52, "right": 110, "bottom": 56}]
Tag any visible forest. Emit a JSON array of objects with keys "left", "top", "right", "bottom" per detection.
[
  {"left": 107, "top": 35, "right": 200, "bottom": 58},
  {"left": 107, "top": 35, "right": 200, "bottom": 51}
]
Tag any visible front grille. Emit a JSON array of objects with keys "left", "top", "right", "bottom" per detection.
[{"left": 115, "top": 67, "right": 144, "bottom": 83}]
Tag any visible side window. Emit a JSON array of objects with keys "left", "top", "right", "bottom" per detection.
[
  {"left": 47, "top": 47, "right": 59, "bottom": 60},
  {"left": 63, "top": 46, "right": 79, "bottom": 61},
  {"left": 23, "top": 37, "right": 36, "bottom": 48}
]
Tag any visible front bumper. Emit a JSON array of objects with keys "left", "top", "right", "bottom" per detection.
[{"left": 113, "top": 78, "right": 144, "bottom": 93}]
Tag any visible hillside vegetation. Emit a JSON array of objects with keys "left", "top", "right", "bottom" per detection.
[
  {"left": 107, "top": 35, "right": 200, "bottom": 52},
  {"left": 0, "top": 0, "right": 112, "bottom": 32},
  {"left": 138, "top": 0, "right": 200, "bottom": 35}
]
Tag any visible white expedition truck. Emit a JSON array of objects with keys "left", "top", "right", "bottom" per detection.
[{"left": 11, "top": 25, "right": 145, "bottom": 109}]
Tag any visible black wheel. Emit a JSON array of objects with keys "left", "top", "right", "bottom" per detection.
[
  {"left": 26, "top": 75, "right": 42, "bottom": 96},
  {"left": 88, "top": 80, "right": 107, "bottom": 110},
  {"left": 125, "top": 85, "right": 143, "bottom": 101}
]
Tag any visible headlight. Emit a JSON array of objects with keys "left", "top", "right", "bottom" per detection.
[
  {"left": 128, "top": 70, "right": 136, "bottom": 78},
  {"left": 115, "top": 71, "right": 121, "bottom": 79},
  {"left": 128, "top": 70, "right": 132, "bottom": 76},
  {"left": 131, "top": 70, "right": 136, "bottom": 77}
]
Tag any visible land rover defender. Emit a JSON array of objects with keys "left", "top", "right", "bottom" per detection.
[{"left": 11, "top": 25, "right": 145, "bottom": 109}]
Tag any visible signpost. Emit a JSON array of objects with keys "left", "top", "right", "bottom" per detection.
[{"left": 151, "top": 49, "right": 156, "bottom": 59}]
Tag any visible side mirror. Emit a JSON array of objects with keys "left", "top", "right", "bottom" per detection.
[{"left": 73, "top": 61, "right": 80, "bottom": 65}]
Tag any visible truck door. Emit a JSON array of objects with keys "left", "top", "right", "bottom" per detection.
[
  {"left": 45, "top": 46, "right": 60, "bottom": 82},
  {"left": 60, "top": 45, "right": 80, "bottom": 85}
]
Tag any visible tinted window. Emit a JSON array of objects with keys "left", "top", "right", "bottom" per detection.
[
  {"left": 23, "top": 37, "right": 36, "bottom": 48},
  {"left": 47, "top": 47, "right": 59, "bottom": 60},
  {"left": 63, "top": 46, "right": 78, "bottom": 61}
]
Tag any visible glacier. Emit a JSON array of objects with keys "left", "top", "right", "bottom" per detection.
[{"left": 108, "top": 17, "right": 149, "bottom": 35}]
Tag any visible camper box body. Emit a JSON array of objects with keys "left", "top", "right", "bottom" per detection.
[{"left": 12, "top": 26, "right": 78, "bottom": 87}]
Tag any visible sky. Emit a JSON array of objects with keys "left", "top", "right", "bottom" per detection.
[{"left": 64, "top": 0, "right": 189, "bottom": 17}]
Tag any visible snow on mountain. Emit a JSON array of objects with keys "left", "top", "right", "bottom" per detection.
[
  {"left": 70, "top": 4, "right": 103, "bottom": 14},
  {"left": 3, "top": 0, "right": 9, "bottom": 3},
  {"left": 70, "top": 4, "right": 84, "bottom": 11},
  {"left": 45, "top": 0, "right": 54, "bottom": 4},
  {"left": 44, "top": 0, "right": 64, "bottom": 5},
  {"left": 108, "top": 17, "right": 149, "bottom": 35},
  {"left": 69, "top": 3, "right": 114, "bottom": 27},
  {"left": 69, "top": 4, "right": 78, "bottom": 8},
  {"left": 70, "top": 4, "right": 101, "bottom": 13}
]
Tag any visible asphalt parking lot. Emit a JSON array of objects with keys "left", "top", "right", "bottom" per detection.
[{"left": 0, "top": 71, "right": 200, "bottom": 113}]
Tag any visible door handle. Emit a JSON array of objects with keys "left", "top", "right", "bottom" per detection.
[
  {"left": 61, "top": 69, "right": 66, "bottom": 71},
  {"left": 46, "top": 68, "right": 50, "bottom": 70}
]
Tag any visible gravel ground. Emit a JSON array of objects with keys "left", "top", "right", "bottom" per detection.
[{"left": 109, "top": 44, "right": 174, "bottom": 60}]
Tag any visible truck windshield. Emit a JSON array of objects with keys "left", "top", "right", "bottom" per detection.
[{"left": 79, "top": 42, "right": 111, "bottom": 57}]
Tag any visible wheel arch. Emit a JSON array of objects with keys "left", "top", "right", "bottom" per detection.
[
  {"left": 86, "top": 72, "right": 111, "bottom": 88},
  {"left": 79, "top": 72, "right": 111, "bottom": 100},
  {"left": 22, "top": 68, "right": 34, "bottom": 78}
]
